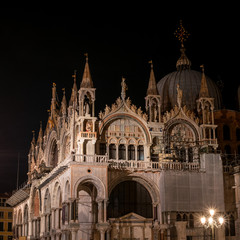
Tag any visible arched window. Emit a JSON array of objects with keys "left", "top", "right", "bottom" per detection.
[
  {"left": 119, "top": 144, "right": 126, "bottom": 160},
  {"left": 183, "top": 214, "right": 188, "bottom": 222},
  {"left": 138, "top": 145, "right": 144, "bottom": 160},
  {"left": 50, "top": 140, "right": 58, "bottom": 168},
  {"left": 100, "top": 143, "right": 106, "bottom": 155},
  {"left": 128, "top": 145, "right": 135, "bottom": 160},
  {"left": 108, "top": 181, "right": 152, "bottom": 218},
  {"left": 236, "top": 128, "right": 240, "bottom": 141},
  {"left": 176, "top": 213, "right": 181, "bottom": 221},
  {"left": 224, "top": 145, "right": 231, "bottom": 154},
  {"left": 223, "top": 125, "right": 230, "bottom": 140},
  {"left": 189, "top": 214, "right": 194, "bottom": 228},
  {"left": 109, "top": 144, "right": 116, "bottom": 159},
  {"left": 188, "top": 147, "right": 193, "bottom": 162}
]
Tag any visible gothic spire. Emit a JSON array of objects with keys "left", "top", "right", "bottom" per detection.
[
  {"left": 69, "top": 70, "right": 78, "bottom": 106},
  {"left": 199, "top": 65, "right": 209, "bottom": 98},
  {"left": 37, "top": 121, "right": 43, "bottom": 147},
  {"left": 146, "top": 60, "right": 159, "bottom": 95},
  {"left": 61, "top": 88, "right": 67, "bottom": 114},
  {"left": 80, "top": 53, "right": 93, "bottom": 88}
]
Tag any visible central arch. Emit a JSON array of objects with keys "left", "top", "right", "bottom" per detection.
[{"left": 108, "top": 180, "right": 153, "bottom": 218}]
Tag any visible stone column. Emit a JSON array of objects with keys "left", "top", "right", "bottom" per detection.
[
  {"left": 71, "top": 229, "right": 77, "bottom": 240},
  {"left": 28, "top": 220, "right": 32, "bottom": 237},
  {"left": 234, "top": 165, "right": 240, "bottom": 239},
  {"left": 97, "top": 200, "right": 103, "bottom": 223},
  {"left": 51, "top": 209, "right": 55, "bottom": 230},
  {"left": 103, "top": 199, "right": 108, "bottom": 223},
  {"left": 152, "top": 220, "right": 160, "bottom": 240},
  {"left": 215, "top": 225, "right": 225, "bottom": 240},
  {"left": 40, "top": 214, "right": 45, "bottom": 236},
  {"left": 100, "top": 229, "right": 105, "bottom": 240},
  {"left": 175, "top": 221, "right": 187, "bottom": 240}
]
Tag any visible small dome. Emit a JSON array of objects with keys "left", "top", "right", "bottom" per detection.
[{"left": 157, "top": 69, "right": 222, "bottom": 112}]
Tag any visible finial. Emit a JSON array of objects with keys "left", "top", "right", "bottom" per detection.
[
  {"left": 175, "top": 20, "right": 191, "bottom": 70},
  {"left": 121, "top": 77, "right": 128, "bottom": 100},
  {"left": 84, "top": 53, "right": 89, "bottom": 62},
  {"left": 149, "top": 60, "right": 153, "bottom": 69},
  {"left": 62, "top": 88, "right": 65, "bottom": 95},
  {"left": 200, "top": 64, "right": 205, "bottom": 73},
  {"left": 174, "top": 20, "right": 190, "bottom": 47},
  {"left": 32, "top": 130, "right": 35, "bottom": 143},
  {"left": 72, "top": 70, "right": 77, "bottom": 83}
]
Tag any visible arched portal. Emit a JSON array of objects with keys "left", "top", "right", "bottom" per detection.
[
  {"left": 75, "top": 179, "right": 100, "bottom": 240},
  {"left": 108, "top": 180, "right": 153, "bottom": 218}
]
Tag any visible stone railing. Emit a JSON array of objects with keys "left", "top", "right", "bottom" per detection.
[{"left": 74, "top": 154, "right": 200, "bottom": 171}]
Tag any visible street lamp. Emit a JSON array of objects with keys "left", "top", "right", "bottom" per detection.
[{"left": 200, "top": 208, "right": 224, "bottom": 240}]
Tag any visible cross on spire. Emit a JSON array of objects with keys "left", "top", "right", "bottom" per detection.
[{"left": 174, "top": 20, "right": 190, "bottom": 47}]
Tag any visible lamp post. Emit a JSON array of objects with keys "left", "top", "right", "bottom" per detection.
[{"left": 200, "top": 209, "right": 224, "bottom": 240}]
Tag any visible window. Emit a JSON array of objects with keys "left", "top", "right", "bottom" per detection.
[
  {"left": 223, "top": 125, "right": 230, "bottom": 140},
  {"left": 176, "top": 214, "right": 181, "bottom": 221},
  {"left": 137, "top": 145, "right": 144, "bottom": 160},
  {"left": 189, "top": 214, "right": 194, "bottom": 228},
  {"left": 118, "top": 144, "right": 126, "bottom": 160},
  {"left": 128, "top": 145, "right": 135, "bottom": 160},
  {"left": 230, "top": 215, "right": 235, "bottom": 236},
  {"left": 225, "top": 215, "right": 236, "bottom": 236},
  {"left": 100, "top": 143, "right": 106, "bottom": 155},
  {"left": 7, "top": 212, "right": 12, "bottom": 219},
  {"left": 0, "top": 222, "right": 3, "bottom": 231},
  {"left": 8, "top": 236, "right": 12, "bottom": 240},
  {"left": 224, "top": 145, "right": 231, "bottom": 154},
  {"left": 0, "top": 212, "right": 3, "bottom": 219},
  {"left": 109, "top": 144, "right": 116, "bottom": 159},
  {"left": 183, "top": 214, "right": 188, "bottom": 221},
  {"left": 0, "top": 236, "right": 3, "bottom": 240},
  {"left": 7, "top": 222, "right": 12, "bottom": 232}
]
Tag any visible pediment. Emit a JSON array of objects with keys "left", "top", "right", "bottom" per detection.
[{"left": 118, "top": 212, "right": 147, "bottom": 221}]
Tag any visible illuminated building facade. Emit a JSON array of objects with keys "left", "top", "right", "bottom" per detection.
[
  {"left": 7, "top": 24, "right": 240, "bottom": 240},
  {"left": 0, "top": 193, "right": 13, "bottom": 240}
]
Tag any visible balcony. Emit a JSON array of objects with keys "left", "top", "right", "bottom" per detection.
[{"left": 74, "top": 154, "right": 200, "bottom": 172}]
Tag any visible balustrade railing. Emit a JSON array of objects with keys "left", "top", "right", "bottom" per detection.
[{"left": 74, "top": 154, "right": 200, "bottom": 171}]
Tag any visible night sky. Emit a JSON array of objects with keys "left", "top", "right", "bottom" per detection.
[{"left": 0, "top": 7, "right": 238, "bottom": 193}]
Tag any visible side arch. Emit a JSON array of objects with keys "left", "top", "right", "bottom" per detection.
[{"left": 73, "top": 175, "right": 106, "bottom": 200}]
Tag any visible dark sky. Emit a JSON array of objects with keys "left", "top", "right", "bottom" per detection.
[{"left": 0, "top": 7, "right": 238, "bottom": 193}]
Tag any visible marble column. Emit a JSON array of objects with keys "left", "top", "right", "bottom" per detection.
[{"left": 175, "top": 221, "right": 187, "bottom": 240}]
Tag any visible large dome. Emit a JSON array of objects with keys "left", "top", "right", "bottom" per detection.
[
  {"left": 157, "top": 69, "right": 222, "bottom": 112},
  {"left": 157, "top": 45, "right": 222, "bottom": 112}
]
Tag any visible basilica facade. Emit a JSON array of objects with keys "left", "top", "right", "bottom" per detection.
[{"left": 7, "top": 30, "right": 240, "bottom": 239}]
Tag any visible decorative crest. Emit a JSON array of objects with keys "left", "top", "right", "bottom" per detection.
[{"left": 174, "top": 20, "right": 190, "bottom": 47}]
